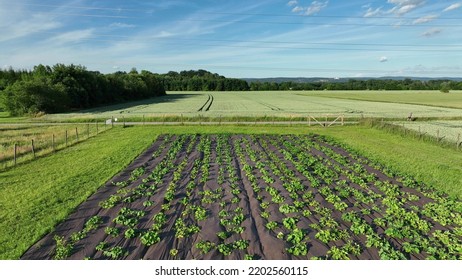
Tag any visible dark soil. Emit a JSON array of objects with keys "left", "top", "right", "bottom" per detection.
[{"left": 22, "top": 134, "right": 461, "bottom": 260}]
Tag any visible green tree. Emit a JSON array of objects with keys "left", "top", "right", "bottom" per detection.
[
  {"left": 440, "top": 82, "right": 451, "bottom": 93},
  {"left": 0, "top": 77, "right": 68, "bottom": 116}
]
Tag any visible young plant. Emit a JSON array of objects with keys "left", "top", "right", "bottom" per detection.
[
  {"left": 105, "top": 227, "right": 120, "bottom": 237},
  {"left": 265, "top": 221, "right": 278, "bottom": 231},
  {"left": 196, "top": 241, "right": 216, "bottom": 254},
  {"left": 53, "top": 235, "right": 73, "bottom": 260},
  {"left": 140, "top": 230, "right": 160, "bottom": 246}
]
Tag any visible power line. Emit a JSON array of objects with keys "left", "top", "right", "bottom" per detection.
[
  {"left": 179, "top": 19, "right": 462, "bottom": 27},
  {"left": 36, "top": 31, "right": 462, "bottom": 52},
  {"left": 20, "top": 11, "right": 462, "bottom": 27},
  {"left": 16, "top": 3, "right": 462, "bottom": 20},
  {"left": 11, "top": 4, "right": 462, "bottom": 27}
]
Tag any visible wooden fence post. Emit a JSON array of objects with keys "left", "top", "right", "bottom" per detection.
[
  {"left": 123, "top": 116, "right": 125, "bottom": 127},
  {"left": 111, "top": 116, "right": 114, "bottom": 128},
  {"left": 31, "top": 139, "right": 35, "bottom": 158},
  {"left": 96, "top": 121, "right": 99, "bottom": 134},
  {"left": 52, "top": 134, "right": 55, "bottom": 152},
  {"left": 341, "top": 115, "right": 344, "bottom": 126},
  {"left": 14, "top": 143, "right": 17, "bottom": 165},
  {"left": 437, "top": 129, "right": 440, "bottom": 142},
  {"left": 87, "top": 123, "right": 90, "bottom": 139},
  {"left": 65, "top": 130, "right": 68, "bottom": 147},
  {"left": 75, "top": 127, "right": 79, "bottom": 142},
  {"left": 308, "top": 116, "right": 311, "bottom": 127}
]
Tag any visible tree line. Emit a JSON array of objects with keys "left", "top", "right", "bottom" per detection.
[
  {"left": 249, "top": 78, "right": 462, "bottom": 91},
  {"left": 0, "top": 64, "right": 165, "bottom": 116},
  {"left": 159, "top": 70, "right": 249, "bottom": 91}
]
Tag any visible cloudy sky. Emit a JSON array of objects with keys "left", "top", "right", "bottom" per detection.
[{"left": 1, "top": 0, "right": 461, "bottom": 78}]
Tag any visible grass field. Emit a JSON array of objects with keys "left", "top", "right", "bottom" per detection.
[
  {"left": 0, "top": 122, "right": 110, "bottom": 169},
  {"left": 1, "top": 125, "right": 462, "bottom": 259},
  {"left": 302, "top": 91, "right": 462, "bottom": 109},
  {"left": 0, "top": 111, "right": 27, "bottom": 123},
  {"left": 36, "top": 91, "right": 462, "bottom": 122},
  {"left": 392, "top": 121, "right": 462, "bottom": 144}
]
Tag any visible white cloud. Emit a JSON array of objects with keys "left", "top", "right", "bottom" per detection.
[
  {"left": 306, "top": 1, "right": 329, "bottom": 15},
  {"left": 443, "top": 3, "right": 461, "bottom": 12},
  {"left": 287, "top": 1, "right": 298, "bottom": 6},
  {"left": 48, "top": 29, "right": 95, "bottom": 45},
  {"left": 380, "top": 56, "right": 388, "bottom": 63},
  {"left": 109, "top": 22, "right": 136, "bottom": 28},
  {"left": 364, "top": 7, "right": 382, "bottom": 17},
  {"left": 422, "top": 28, "right": 442, "bottom": 37},
  {"left": 0, "top": 13, "right": 61, "bottom": 43},
  {"left": 413, "top": 15, "right": 438, "bottom": 24},
  {"left": 289, "top": 1, "right": 329, "bottom": 16},
  {"left": 396, "top": 4, "right": 417, "bottom": 14},
  {"left": 387, "top": 0, "right": 425, "bottom": 15},
  {"left": 387, "top": 0, "right": 425, "bottom": 5},
  {"left": 292, "top": 6, "right": 305, "bottom": 13}
]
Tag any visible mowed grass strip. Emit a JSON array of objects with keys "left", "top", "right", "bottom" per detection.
[{"left": 0, "top": 126, "right": 159, "bottom": 259}]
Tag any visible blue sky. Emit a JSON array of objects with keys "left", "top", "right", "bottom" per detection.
[{"left": 1, "top": 0, "right": 461, "bottom": 78}]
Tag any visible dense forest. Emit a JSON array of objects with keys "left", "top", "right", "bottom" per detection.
[
  {"left": 159, "top": 70, "right": 249, "bottom": 91},
  {"left": 1, "top": 64, "right": 461, "bottom": 116},
  {"left": 0, "top": 65, "right": 165, "bottom": 116}
]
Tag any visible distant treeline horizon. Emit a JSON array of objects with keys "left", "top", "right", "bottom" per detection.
[{"left": 1, "top": 64, "right": 461, "bottom": 116}]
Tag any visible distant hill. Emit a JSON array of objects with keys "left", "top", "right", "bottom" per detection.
[{"left": 244, "top": 77, "right": 462, "bottom": 83}]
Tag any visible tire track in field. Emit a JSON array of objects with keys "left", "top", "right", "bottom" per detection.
[
  {"left": 256, "top": 100, "right": 282, "bottom": 111},
  {"left": 237, "top": 94, "right": 283, "bottom": 111},
  {"left": 197, "top": 94, "right": 214, "bottom": 112}
]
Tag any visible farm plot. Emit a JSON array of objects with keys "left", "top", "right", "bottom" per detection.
[
  {"left": 22, "top": 134, "right": 462, "bottom": 260},
  {"left": 39, "top": 91, "right": 462, "bottom": 122},
  {"left": 396, "top": 121, "right": 462, "bottom": 144}
]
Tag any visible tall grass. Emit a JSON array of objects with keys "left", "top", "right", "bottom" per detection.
[{"left": 0, "top": 122, "right": 111, "bottom": 169}]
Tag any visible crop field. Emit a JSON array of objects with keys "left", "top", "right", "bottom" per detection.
[
  {"left": 22, "top": 134, "right": 462, "bottom": 260},
  {"left": 39, "top": 91, "right": 462, "bottom": 122},
  {"left": 395, "top": 121, "right": 462, "bottom": 144},
  {"left": 303, "top": 91, "right": 462, "bottom": 110}
]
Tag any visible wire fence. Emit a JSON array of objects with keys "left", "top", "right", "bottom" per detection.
[
  {"left": 0, "top": 121, "right": 111, "bottom": 170},
  {"left": 364, "top": 119, "right": 462, "bottom": 150}
]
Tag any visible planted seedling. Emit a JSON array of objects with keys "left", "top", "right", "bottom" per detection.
[
  {"left": 53, "top": 235, "right": 73, "bottom": 260},
  {"left": 124, "top": 228, "right": 137, "bottom": 239},
  {"left": 265, "top": 221, "right": 278, "bottom": 231},
  {"left": 196, "top": 241, "right": 216, "bottom": 254},
  {"left": 105, "top": 227, "right": 120, "bottom": 237},
  {"left": 140, "top": 230, "right": 160, "bottom": 246}
]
